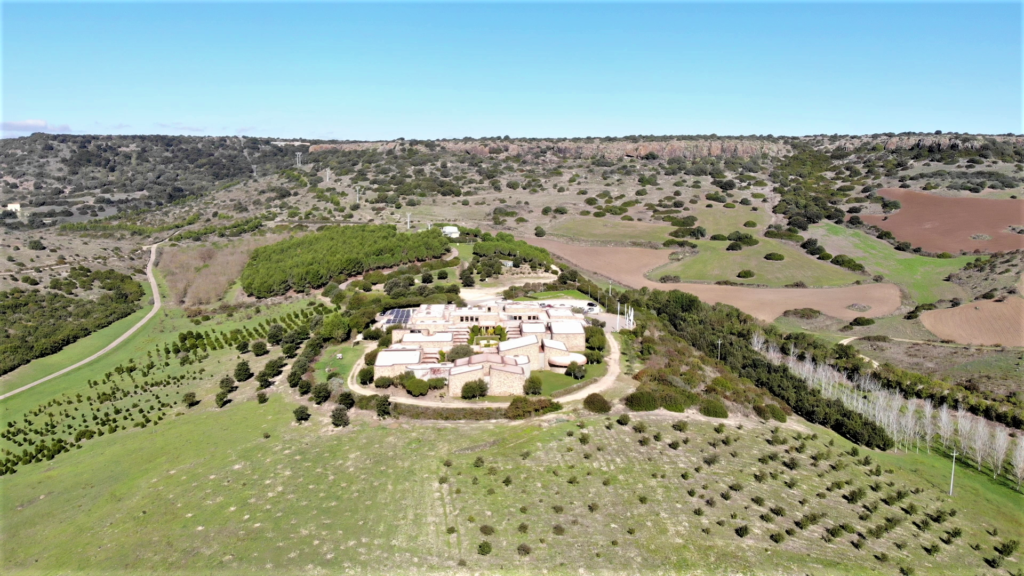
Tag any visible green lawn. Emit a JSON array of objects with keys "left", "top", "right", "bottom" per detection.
[
  {"left": 648, "top": 236, "right": 863, "bottom": 288},
  {"left": 3, "top": 395, "right": 1019, "bottom": 574},
  {"left": 0, "top": 281, "right": 155, "bottom": 396},
  {"left": 812, "top": 223, "right": 974, "bottom": 303},
  {"left": 537, "top": 363, "right": 607, "bottom": 395},
  {"left": 515, "top": 289, "right": 593, "bottom": 302},
  {"left": 314, "top": 344, "right": 364, "bottom": 384}
]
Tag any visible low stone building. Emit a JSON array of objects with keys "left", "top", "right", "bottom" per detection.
[{"left": 497, "top": 335, "right": 542, "bottom": 370}]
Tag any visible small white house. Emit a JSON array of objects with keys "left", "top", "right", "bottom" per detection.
[
  {"left": 441, "top": 226, "right": 460, "bottom": 239},
  {"left": 3, "top": 203, "right": 21, "bottom": 214}
]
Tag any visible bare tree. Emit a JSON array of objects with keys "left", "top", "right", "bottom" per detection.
[
  {"left": 937, "top": 404, "right": 954, "bottom": 449},
  {"left": 989, "top": 429, "right": 1009, "bottom": 479},
  {"left": 751, "top": 331, "right": 765, "bottom": 353},
  {"left": 968, "top": 418, "right": 988, "bottom": 471},
  {"left": 956, "top": 406, "right": 972, "bottom": 453},
  {"left": 1012, "top": 437, "right": 1024, "bottom": 491},
  {"left": 921, "top": 401, "right": 934, "bottom": 454}
]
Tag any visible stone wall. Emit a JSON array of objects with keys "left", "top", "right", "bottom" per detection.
[
  {"left": 489, "top": 369, "right": 526, "bottom": 396},
  {"left": 550, "top": 333, "right": 586, "bottom": 351},
  {"left": 447, "top": 366, "right": 484, "bottom": 398}
]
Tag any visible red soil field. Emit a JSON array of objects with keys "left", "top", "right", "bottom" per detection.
[
  {"left": 920, "top": 297, "right": 1024, "bottom": 347},
  {"left": 860, "top": 189, "right": 1024, "bottom": 254},
  {"left": 527, "top": 237, "right": 902, "bottom": 322}
]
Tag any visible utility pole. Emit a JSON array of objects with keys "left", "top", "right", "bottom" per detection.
[
  {"left": 717, "top": 339, "right": 723, "bottom": 361},
  {"left": 407, "top": 213, "right": 411, "bottom": 230},
  {"left": 325, "top": 167, "right": 332, "bottom": 184},
  {"left": 616, "top": 301, "right": 620, "bottom": 331},
  {"left": 295, "top": 152, "right": 302, "bottom": 168},
  {"left": 949, "top": 448, "right": 958, "bottom": 496}
]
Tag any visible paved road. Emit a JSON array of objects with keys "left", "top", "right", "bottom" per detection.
[
  {"left": 0, "top": 243, "right": 164, "bottom": 401},
  {"left": 344, "top": 324, "right": 622, "bottom": 408}
]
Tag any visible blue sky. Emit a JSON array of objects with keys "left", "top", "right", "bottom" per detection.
[{"left": 2, "top": 2, "right": 1021, "bottom": 139}]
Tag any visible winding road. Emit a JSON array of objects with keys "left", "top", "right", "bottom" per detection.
[{"left": 0, "top": 243, "right": 163, "bottom": 401}]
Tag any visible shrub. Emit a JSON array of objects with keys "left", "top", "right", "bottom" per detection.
[
  {"left": 477, "top": 541, "right": 492, "bottom": 555},
  {"left": 357, "top": 366, "right": 374, "bottom": 385},
  {"left": 737, "top": 270, "right": 755, "bottom": 279},
  {"left": 447, "top": 344, "right": 474, "bottom": 361},
  {"left": 293, "top": 405, "right": 311, "bottom": 423},
  {"left": 764, "top": 252, "right": 785, "bottom": 261},
  {"left": 479, "top": 524, "right": 494, "bottom": 536},
  {"left": 743, "top": 220, "right": 757, "bottom": 228},
  {"left": 699, "top": 397, "right": 728, "bottom": 418},
  {"left": 234, "top": 361, "right": 253, "bottom": 382},
  {"left": 336, "top": 391, "right": 355, "bottom": 409},
  {"left": 256, "top": 392, "right": 268, "bottom": 404},
  {"left": 735, "top": 525, "right": 750, "bottom": 538},
  {"left": 583, "top": 393, "right": 611, "bottom": 413},
  {"left": 215, "top": 391, "right": 230, "bottom": 408},
  {"left": 726, "top": 242, "right": 744, "bottom": 251},
  {"left": 624, "top": 390, "right": 658, "bottom": 411},
  {"left": 516, "top": 543, "right": 531, "bottom": 556},
  {"left": 404, "top": 378, "right": 430, "bottom": 397},
  {"left": 616, "top": 414, "right": 631, "bottom": 426},
  {"left": 672, "top": 420, "right": 689, "bottom": 432},
  {"left": 849, "top": 316, "right": 875, "bottom": 327},
  {"left": 311, "top": 383, "right": 331, "bottom": 405},
  {"left": 461, "top": 379, "right": 488, "bottom": 399},
  {"left": 331, "top": 406, "right": 350, "bottom": 427},
  {"left": 297, "top": 379, "right": 312, "bottom": 395},
  {"left": 251, "top": 341, "right": 269, "bottom": 356},
  {"left": 505, "top": 396, "right": 562, "bottom": 419},
  {"left": 524, "top": 373, "right": 542, "bottom": 395},
  {"left": 553, "top": 524, "right": 565, "bottom": 535},
  {"left": 182, "top": 392, "right": 197, "bottom": 407},
  {"left": 565, "top": 361, "right": 586, "bottom": 380}
]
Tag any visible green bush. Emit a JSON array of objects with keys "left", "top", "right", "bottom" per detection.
[
  {"left": 293, "top": 406, "right": 311, "bottom": 423},
  {"left": 849, "top": 316, "right": 875, "bottom": 327},
  {"left": 699, "top": 396, "right": 728, "bottom": 418},
  {"left": 311, "top": 383, "right": 331, "bottom": 405},
  {"left": 405, "top": 378, "right": 429, "bottom": 397},
  {"left": 251, "top": 341, "right": 269, "bottom": 356},
  {"left": 234, "top": 361, "right": 253, "bottom": 382},
  {"left": 737, "top": 270, "right": 755, "bottom": 279},
  {"left": 336, "top": 390, "right": 355, "bottom": 409},
  {"left": 524, "top": 373, "right": 542, "bottom": 395},
  {"left": 764, "top": 252, "right": 785, "bottom": 261},
  {"left": 461, "top": 379, "right": 488, "bottom": 399},
  {"left": 477, "top": 541, "right": 492, "bottom": 555},
  {"left": 330, "top": 406, "right": 350, "bottom": 427},
  {"left": 726, "top": 242, "right": 743, "bottom": 251},
  {"left": 505, "top": 396, "right": 562, "bottom": 419},
  {"left": 625, "top": 390, "right": 658, "bottom": 411},
  {"left": 357, "top": 366, "right": 374, "bottom": 385},
  {"left": 583, "top": 393, "right": 612, "bottom": 413},
  {"left": 743, "top": 220, "right": 757, "bottom": 228}
]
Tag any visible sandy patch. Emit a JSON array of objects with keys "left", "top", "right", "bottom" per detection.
[
  {"left": 527, "top": 237, "right": 901, "bottom": 322},
  {"left": 861, "top": 189, "right": 1024, "bottom": 254},
  {"left": 920, "top": 297, "right": 1024, "bottom": 347}
]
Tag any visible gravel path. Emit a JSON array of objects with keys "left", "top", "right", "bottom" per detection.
[{"left": 0, "top": 242, "right": 164, "bottom": 401}]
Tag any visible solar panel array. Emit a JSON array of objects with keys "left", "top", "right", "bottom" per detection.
[{"left": 384, "top": 308, "right": 412, "bottom": 326}]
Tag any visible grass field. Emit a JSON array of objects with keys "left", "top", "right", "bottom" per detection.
[
  {"left": 3, "top": 398, "right": 1020, "bottom": 575},
  {"left": 537, "top": 363, "right": 607, "bottom": 395},
  {"left": 0, "top": 281, "right": 155, "bottom": 397},
  {"left": 514, "top": 289, "right": 592, "bottom": 301},
  {"left": 549, "top": 218, "right": 673, "bottom": 243},
  {"left": 313, "top": 344, "right": 365, "bottom": 384},
  {"left": 811, "top": 223, "right": 974, "bottom": 303},
  {"left": 649, "top": 237, "right": 863, "bottom": 288}
]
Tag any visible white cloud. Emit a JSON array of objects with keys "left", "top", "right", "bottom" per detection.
[
  {"left": 156, "top": 122, "right": 207, "bottom": 134},
  {"left": 1, "top": 119, "right": 71, "bottom": 137}
]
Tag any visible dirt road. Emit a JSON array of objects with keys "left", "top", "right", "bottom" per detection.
[{"left": 0, "top": 242, "right": 164, "bottom": 401}]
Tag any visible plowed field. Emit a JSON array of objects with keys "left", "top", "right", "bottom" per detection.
[
  {"left": 920, "top": 297, "right": 1024, "bottom": 347},
  {"left": 528, "top": 237, "right": 902, "bottom": 322},
  {"left": 861, "top": 189, "right": 1024, "bottom": 254}
]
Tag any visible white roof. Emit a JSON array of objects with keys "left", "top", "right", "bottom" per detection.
[
  {"left": 547, "top": 308, "right": 577, "bottom": 317},
  {"left": 441, "top": 226, "right": 459, "bottom": 232},
  {"left": 550, "top": 321, "right": 585, "bottom": 335},
  {"left": 498, "top": 335, "right": 539, "bottom": 352},
  {"left": 374, "top": 349, "right": 421, "bottom": 366},
  {"left": 402, "top": 332, "right": 453, "bottom": 343},
  {"left": 450, "top": 364, "right": 484, "bottom": 376},
  {"left": 542, "top": 339, "right": 568, "bottom": 351},
  {"left": 521, "top": 323, "right": 547, "bottom": 334}
]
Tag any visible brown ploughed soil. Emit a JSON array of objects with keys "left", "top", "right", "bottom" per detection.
[
  {"left": 861, "top": 189, "right": 1024, "bottom": 254},
  {"left": 920, "top": 297, "right": 1024, "bottom": 347},
  {"left": 528, "top": 237, "right": 902, "bottom": 322}
]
